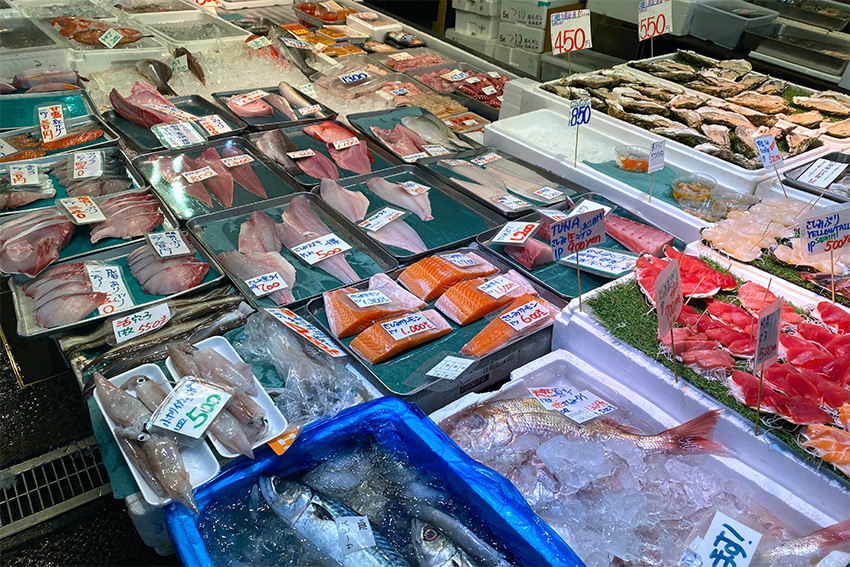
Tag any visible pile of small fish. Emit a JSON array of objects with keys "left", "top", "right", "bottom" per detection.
[
  {"left": 370, "top": 112, "right": 471, "bottom": 160},
  {"left": 226, "top": 82, "right": 326, "bottom": 122},
  {"left": 50, "top": 15, "right": 150, "bottom": 46}
]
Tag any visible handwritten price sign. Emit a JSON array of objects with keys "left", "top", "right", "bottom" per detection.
[
  {"left": 801, "top": 204, "right": 850, "bottom": 255},
  {"left": 529, "top": 385, "right": 616, "bottom": 424},
  {"left": 37, "top": 104, "right": 66, "bottom": 142},
  {"left": 332, "top": 137, "right": 360, "bottom": 150},
  {"left": 291, "top": 233, "right": 352, "bottom": 266},
  {"left": 381, "top": 313, "right": 436, "bottom": 341},
  {"left": 549, "top": 208, "right": 605, "bottom": 261},
  {"left": 147, "top": 230, "right": 192, "bottom": 258},
  {"left": 265, "top": 308, "right": 346, "bottom": 357},
  {"left": 654, "top": 259, "right": 682, "bottom": 338},
  {"left": 478, "top": 275, "right": 520, "bottom": 299},
  {"left": 550, "top": 9, "right": 592, "bottom": 55},
  {"left": 111, "top": 303, "right": 171, "bottom": 344},
  {"left": 231, "top": 90, "right": 269, "bottom": 106},
  {"left": 59, "top": 196, "right": 107, "bottom": 224},
  {"left": 648, "top": 140, "right": 666, "bottom": 174},
  {"left": 491, "top": 221, "right": 540, "bottom": 245},
  {"left": 638, "top": 0, "right": 672, "bottom": 40},
  {"left": 9, "top": 164, "right": 39, "bottom": 186},
  {"left": 150, "top": 377, "right": 232, "bottom": 438},
  {"left": 245, "top": 271, "right": 287, "bottom": 297},
  {"left": 196, "top": 115, "right": 231, "bottom": 136},
  {"left": 73, "top": 151, "right": 103, "bottom": 179},
  {"left": 755, "top": 134, "right": 783, "bottom": 168},
  {"left": 220, "top": 154, "right": 254, "bottom": 168},
  {"left": 86, "top": 264, "right": 133, "bottom": 315},
  {"left": 755, "top": 298, "right": 782, "bottom": 369},
  {"left": 500, "top": 299, "right": 549, "bottom": 331}
]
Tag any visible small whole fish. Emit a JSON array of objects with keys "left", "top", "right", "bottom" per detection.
[
  {"left": 255, "top": 129, "right": 302, "bottom": 177},
  {"left": 278, "top": 82, "right": 324, "bottom": 119},
  {"left": 752, "top": 519, "right": 850, "bottom": 565},
  {"left": 411, "top": 520, "right": 480, "bottom": 567},
  {"left": 174, "top": 47, "right": 205, "bottom": 86},
  {"left": 400, "top": 114, "right": 471, "bottom": 151},
  {"left": 135, "top": 60, "right": 176, "bottom": 97}
]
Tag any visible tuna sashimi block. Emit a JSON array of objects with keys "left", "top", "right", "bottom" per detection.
[{"left": 605, "top": 214, "right": 673, "bottom": 257}]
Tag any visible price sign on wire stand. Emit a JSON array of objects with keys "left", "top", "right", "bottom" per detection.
[
  {"left": 550, "top": 9, "right": 592, "bottom": 78},
  {"left": 753, "top": 297, "right": 782, "bottom": 434},
  {"left": 654, "top": 259, "right": 683, "bottom": 383},
  {"left": 569, "top": 98, "right": 591, "bottom": 168},
  {"left": 638, "top": 0, "right": 671, "bottom": 56},
  {"left": 801, "top": 204, "right": 850, "bottom": 303},
  {"left": 549, "top": 208, "right": 605, "bottom": 311},
  {"left": 755, "top": 134, "right": 788, "bottom": 198},
  {"left": 647, "top": 140, "right": 665, "bottom": 203}
]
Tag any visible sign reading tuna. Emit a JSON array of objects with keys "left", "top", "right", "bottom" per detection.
[{"left": 549, "top": 208, "right": 605, "bottom": 261}]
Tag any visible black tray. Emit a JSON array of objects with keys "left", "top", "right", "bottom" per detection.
[
  {"left": 784, "top": 151, "right": 850, "bottom": 203},
  {"left": 211, "top": 83, "right": 336, "bottom": 131}
]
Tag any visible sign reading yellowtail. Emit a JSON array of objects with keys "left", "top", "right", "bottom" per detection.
[{"left": 802, "top": 204, "right": 850, "bottom": 255}]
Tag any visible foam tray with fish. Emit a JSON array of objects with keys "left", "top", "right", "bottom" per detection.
[
  {"left": 369, "top": 47, "right": 457, "bottom": 73},
  {"left": 133, "top": 136, "right": 300, "bottom": 221},
  {"left": 8, "top": 231, "right": 223, "bottom": 337},
  {"left": 317, "top": 165, "right": 503, "bottom": 262},
  {"left": 0, "top": 87, "right": 96, "bottom": 131},
  {"left": 211, "top": 84, "right": 335, "bottom": 131},
  {"left": 103, "top": 94, "right": 248, "bottom": 153},
  {"left": 246, "top": 121, "right": 399, "bottom": 189},
  {"left": 166, "top": 397, "right": 581, "bottom": 567},
  {"left": 417, "top": 147, "right": 573, "bottom": 218},
  {"left": 784, "top": 151, "right": 850, "bottom": 203},
  {"left": 187, "top": 193, "right": 397, "bottom": 310},
  {"left": 305, "top": 246, "right": 565, "bottom": 399},
  {"left": 0, "top": 114, "right": 119, "bottom": 164}
]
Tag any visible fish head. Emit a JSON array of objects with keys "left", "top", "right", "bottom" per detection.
[
  {"left": 438, "top": 402, "right": 510, "bottom": 455},
  {"left": 258, "top": 476, "right": 312, "bottom": 524},
  {"left": 411, "top": 519, "right": 462, "bottom": 567}
]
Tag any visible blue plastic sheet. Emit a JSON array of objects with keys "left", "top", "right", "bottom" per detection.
[{"left": 166, "top": 397, "right": 585, "bottom": 567}]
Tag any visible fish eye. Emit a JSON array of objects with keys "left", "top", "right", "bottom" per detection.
[
  {"left": 136, "top": 377, "right": 147, "bottom": 385},
  {"left": 136, "top": 432, "right": 150, "bottom": 442},
  {"left": 423, "top": 527, "right": 439, "bottom": 542}
]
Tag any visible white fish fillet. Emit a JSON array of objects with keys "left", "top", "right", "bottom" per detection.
[
  {"left": 372, "top": 219, "right": 428, "bottom": 254},
  {"left": 365, "top": 177, "right": 433, "bottom": 221},
  {"left": 319, "top": 178, "right": 369, "bottom": 223}
]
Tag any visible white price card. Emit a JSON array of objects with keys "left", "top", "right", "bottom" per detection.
[
  {"left": 98, "top": 28, "right": 123, "bottom": 48},
  {"left": 529, "top": 385, "right": 616, "bottom": 423},
  {"left": 796, "top": 158, "right": 847, "bottom": 188},
  {"left": 38, "top": 104, "right": 66, "bottom": 142},
  {"left": 332, "top": 137, "right": 360, "bottom": 150},
  {"left": 182, "top": 166, "right": 217, "bottom": 184},
  {"left": 538, "top": 209, "right": 570, "bottom": 223},
  {"left": 245, "top": 271, "right": 288, "bottom": 297},
  {"left": 73, "top": 151, "right": 103, "bottom": 179},
  {"left": 265, "top": 308, "right": 346, "bottom": 357},
  {"left": 0, "top": 138, "right": 17, "bottom": 158},
  {"left": 9, "top": 164, "right": 39, "bottom": 186},
  {"left": 287, "top": 149, "right": 317, "bottom": 159},
  {"left": 491, "top": 221, "right": 540, "bottom": 245},
  {"left": 694, "top": 512, "right": 762, "bottom": 567},
  {"left": 488, "top": 71, "right": 502, "bottom": 78},
  {"left": 422, "top": 144, "right": 450, "bottom": 156},
  {"left": 299, "top": 83, "right": 317, "bottom": 96},
  {"left": 298, "top": 104, "right": 322, "bottom": 116},
  {"left": 492, "top": 196, "right": 532, "bottom": 210},
  {"left": 59, "top": 196, "right": 107, "bottom": 225},
  {"left": 400, "top": 181, "right": 430, "bottom": 195},
  {"left": 755, "top": 298, "right": 783, "bottom": 369},
  {"left": 440, "top": 159, "right": 472, "bottom": 167},
  {"left": 550, "top": 9, "right": 592, "bottom": 55},
  {"left": 441, "top": 69, "right": 468, "bottom": 82},
  {"left": 465, "top": 77, "right": 481, "bottom": 84},
  {"left": 440, "top": 253, "right": 478, "bottom": 267},
  {"left": 801, "top": 204, "right": 850, "bottom": 256},
  {"left": 654, "top": 259, "right": 682, "bottom": 338},
  {"left": 560, "top": 247, "right": 637, "bottom": 277},
  {"left": 247, "top": 36, "right": 272, "bottom": 49},
  {"left": 150, "top": 377, "right": 232, "bottom": 439},
  {"left": 282, "top": 37, "right": 312, "bottom": 49},
  {"left": 401, "top": 152, "right": 429, "bottom": 163},
  {"left": 569, "top": 98, "right": 591, "bottom": 127},
  {"left": 481, "top": 85, "right": 498, "bottom": 96},
  {"left": 478, "top": 275, "right": 520, "bottom": 299},
  {"left": 568, "top": 200, "right": 612, "bottom": 217},
  {"left": 638, "top": 0, "right": 672, "bottom": 40},
  {"left": 143, "top": 103, "right": 199, "bottom": 122},
  {"left": 151, "top": 122, "right": 207, "bottom": 149},
  {"left": 231, "top": 90, "right": 269, "bottom": 106},
  {"left": 321, "top": 0, "right": 344, "bottom": 11},
  {"left": 86, "top": 264, "right": 133, "bottom": 316},
  {"left": 426, "top": 356, "right": 474, "bottom": 380},
  {"left": 340, "top": 70, "right": 369, "bottom": 84},
  {"left": 390, "top": 87, "right": 410, "bottom": 96},
  {"left": 533, "top": 187, "right": 563, "bottom": 200},
  {"left": 647, "top": 140, "right": 666, "bottom": 174},
  {"left": 381, "top": 313, "right": 436, "bottom": 341},
  {"left": 147, "top": 230, "right": 192, "bottom": 258},
  {"left": 197, "top": 115, "right": 231, "bottom": 136},
  {"left": 499, "top": 299, "right": 549, "bottom": 331},
  {"left": 755, "top": 134, "right": 783, "bottom": 168},
  {"left": 549, "top": 208, "right": 605, "bottom": 261},
  {"left": 291, "top": 233, "right": 352, "bottom": 265},
  {"left": 112, "top": 303, "right": 172, "bottom": 344},
  {"left": 171, "top": 54, "right": 188, "bottom": 72},
  {"left": 347, "top": 290, "right": 391, "bottom": 308},
  {"left": 220, "top": 154, "right": 254, "bottom": 168},
  {"left": 469, "top": 152, "right": 502, "bottom": 166},
  {"left": 336, "top": 516, "right": 376, "bottom": 556},
  {"left": 359, "top": 207, "right": 407, "bottom": 232},
  {"left": 388, "top": 51, "right": 413, "bottom": 61}
]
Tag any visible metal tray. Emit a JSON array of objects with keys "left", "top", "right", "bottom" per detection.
[
  {"left": 784, "top": 151, "right": 850, "bottom": 203},
  {"left": 303, "top": 244, "right": 567, "bottom": 403},
  {"left": 0, "top": 87, "right": 97, "bottom": 131},
  {"left": 405, "top": 62, "right": 502, "bottom": 122},
  {"left": 211, "top": 83, "right": 336, "bottom": 132},
  {"left": 317, "top": 164, "right": 504, "bottom": 263},
  {"left": 0, "top": 114, "right": 120, "bottom": 162},
  {"left": 101, "top": 95, "right": 249, "bottom": 153},
  {"left": 751, "top": 0, "right": 850, "bottom": 32},
  {"left": 416, "top": 147, "right": 573, "bottom": 219},
  {"left": 368, "top": 47, "right": 456, "bottom": 72},
  {"left": 186, "top": 192, "right": 398, "bottom": 310},
  {"left": 245, "top": 120, "right": 400, "bottom": 189},
  {"left": 132, "top": 136, "right": 302, "bottom": 221},
  {"left": 743, "top": 22, "right": 850, "bottom": 76},
  {"left": 9, "top": 231, "right": 224, "bottom": 338}
]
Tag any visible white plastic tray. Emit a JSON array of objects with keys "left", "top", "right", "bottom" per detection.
[
  {"left": 93, "top": 363, "right": 220, "bottom": 508},
  {"left": 131, "top": 10, "right": 249, "bottom": 51},
  {"left": 164, "top": 335, "right": 287, "bottom": 459}
]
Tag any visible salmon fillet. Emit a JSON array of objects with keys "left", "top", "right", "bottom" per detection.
[
  {"left": 461, "top": 293, "right": 557, "bottom": 357},
  {"left": 397, "top": 252, "right": 498, "bottom": 302},
  {"left": 323, "top": 274, "right": 426, "bottom": 338},
  {"left": 435, "top": 270, "right": 537, "bottom": 326},
  {"left": 350, "top": 310, "right": 452, "bottom": 364}
]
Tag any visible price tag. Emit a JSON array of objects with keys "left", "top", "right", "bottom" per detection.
[
  {"left": 400, "top": 181, "right": 430, "bottom": 195},
  {"left": 59, "top": 196, "right": 107, "bottom": 225},
  {"left": 143, "top": 103, "right": 198, "bottom": 122},
  {"left": 359, "top": 207, "right": 407, "bottom": 231},
  {"left": 549, "top": 208, "right": 605, "bottom": 261},
  {"left": 98, "top": 28, "right": 123, "bottom": 48},
  {"left": 478, "top": 275, "right": 520, "bottom": 299},
  {"left": 488, "top": 71, "right": 502, "bottom": 79},
  {"left": 86, "top": 264, "right": 133, "bottom": 315},
  {"left": 568, "top": 200, "right": 612, "bottom": 217},
  {"left": 569, "top": 98, "right": 591, "bottom": 127},
  {"left": 245, "top": 271, "right": 288, "bottom": 297},
  {"left": 499, "top": 299, "right": 548, "bottom": 331},
  {"left": 150, "top": 377, "right": 232, "bottom": 438},
  {"left": 538, "top": 209, "right": 570, "bottom": 223},
  {"left": 112, "top": 303, "right": 172, "bottom": 344},
  {"left": 247, "top": 36, "right": 272, "bottom": 49},
  {"left": 423, "top": 145, "right": 450, "bottom": 156},
  {"left": 0, "top": 138, "right": 17, "bottom": 158},
  {"left": 299, "top": 83, "right": 317, "bottom": 97},
  {"left": 441, "top": 69, "right": 468, "bottom": 82},
  {"left": 638, "top": 0, "right": 672, "bottom": 40},
  {"left": 654, "top": 259, "right": 682, "bottom": 337},
  {"left": 267, "top": 426, "right": 299, "bottom": 456},
  {"left": 37, "top": 104, "right": 66, "bottom": 142},
  {"left": 796, "top": 159, "right": 847, "bottom": 188},
  {"left": 529, "top": 385, "right": 616, "bottom": 423},
  {"left": 481, "top": 85, "right": 498, "bottom": 96},
  {"left": 469, "top": 152, "right": 502, "bottom": 166},
  {"left": 282, "top": 37, "right": 312, "bottom": 49},
  {"left": 231, "top": 90, "right": 269, "bottom": 106},
  {"left": 196, "top": 115, "right": 231, "bottom": 136},
  {"left": 491, "top": 221, "right": 540, "bottom": 245},
  {"left": 801, "top": 204, "right": 850, "bottom": 256},
  {"left": 182, "top": 166, "right": 217, "bottom": 184},
  {"left": 390, "top": 87, "right": 410, "bottom": 96},
  {"left": 493, "top": 196, "right": 532, "bottom": 210},
  {"left": 380, "top": 313, "right": 436, "bottom": 341},
  {"left": 533, "top": 187, "right": 563, "bottom": 200},
  {"left": 336, "top": 516, "right": 376, "bottom": 556},
  {"left": 220, "top": 154, "right": 254, "bottom": 168},
  {"left": 291, "top": 233, "right": 352, "bottom": 265},
  {"left": 401, "top": 152, "right": 429, "bottom": 163},
  {"left": 550, "top": 9, "right": 592, "bottom": 55},
  {"left": 265, "top": 307, "right": 346, "bottom": 357},
  {"left": 321, "top": 0, "right": 344, "bottom": 11},
  {"left": 465, "top": 77, "right": 481, "bottom": 84},
  {"left": 287, "top": 149, "right": 317, "bottom": 159},
  {"left": 560, "top": 247, "right": 637, "bottom": 277},
  {"left": 754, "top": 134, "right": 783, "bottom": 168},
  {"left": 693, "top": 512, "right": 761, "bottom": 567},
  {"left": 754, "top": 298, "right": 782, "bottom": 369},
  {"left": 389, "top": 51, "right": 413, "bottom": 61},
  {"left": 440, "top": 159, "right": 472, "bottom": 167},
  {"left": 72, "top": 151, "right": 103, "bottom": 179},
  {"left": 298, "top": 104, "right": 323, "bottom": 116},
  {"left": 340, "top": 70, "right": 370, "bottom": 84},
  {"left": 426, "top": 356, "right": 474, "bottom": 380},
  {"left": 171, "top": 54, "right": 188, "bottom": 72},
  {"left": 151, "top": 122, "right": 207, "bottom": 149},
  {"left": 358, "top": 11, "right": 379, "bottom": 20},
  {"left": 332, "top": 137, "right": 360, "bottom": 150},
  {"left": 347, "top": 290, "right": 391, "bottom": 308},
  {"left": 648, "top": 140, "right": 666, "bottom": 174},
  {"left": 9, "top": 164, "right": 39, "bottom": 186},
  {"left": 440, "top": 252, "right": 478, "bottom": 267},
  {"left": 462, "top": 119, "right": 478, "bottom": 126},
  {"left": 147, "top": 230, "right": 192, "bottom": 258}
]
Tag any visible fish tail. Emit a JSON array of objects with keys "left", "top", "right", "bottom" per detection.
[
  {"left": 815, "top": 519, "right": 850, "bottom": 548},
  {"left": 657, "top": 410, "right": 733, "bottom": 456}
]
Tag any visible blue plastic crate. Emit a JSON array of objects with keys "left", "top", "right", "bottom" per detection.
[{"left": 165, "top": 397, "right": 585, "bottom": 567}]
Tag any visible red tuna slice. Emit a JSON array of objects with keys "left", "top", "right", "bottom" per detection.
[
  {"left": 303, "top": 121, "right": 356, "bottom": 143},
  {"left": 770, "top": 366, "right": 821, "bottom": 402},
  {"left": 195, "top": 148, "right": 234, "bottom": 208},
  {"left": 820, "top": 358, "right": 850, "bottom": 387},
  {"left": 706, "top": 300, "right": 756, "bottom": 333},
  {"left": 504, "top": 238, "right": 554, "bottom": 270},
  {"left": 703, "top": 320, "right": 755, "bottom": 356},
  {"left": 222, "top": 146, "right": 267, "bottom": 199},
  {"left": 665, "top": 248, "right": 737, "bottom": 297},
  {"left": 681, "top": 349, "right": 734, "bottom": 371},
  {"left": 797, "top": 322, "right": 837, "bottom": 350},
  {"left": 225, "top": 95, "right": 273, "bottom": 117},
  {"left": 826, "top": 334, "right": 850, "bottom": 358},
  {"left": 809, "top": 374, "right": 850, "bottom": 409},
  {"left": 676, "top": 304, "right": 704, "bottom": 330},
  {"left": 728, "top": 371, "right": 781, "bottom": 409},
  {"left": 785, "top": 347, "right": 835, "bottom": 372},
  {"left": 660, "top": 328, "right": 720, "bottom": 355},
  {"left": 634, "top": 254, "right": 669, "bottom": 304},
  {"left": 738, "top": 281, "right": 803, "bottom": 327},
  {"left": 772, "top": 395, "right": 832, "bottom": 425},
  {"left": 605, "top": 214, "right": 673, "bottom": 256},
  {"left": 817, "top": 301, "right": 850, "bottom": 334}
]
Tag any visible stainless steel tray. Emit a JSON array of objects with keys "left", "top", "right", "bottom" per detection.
[
  {"left": 212, "top": 83, "right": 336, "bottom": 131},
  {"left": 784, "top": 151, "right": 850, "bottom": 202},
  {"left": 743, "top": 22, "right": 850, "bottom": 76},
  {"left": 0, "top": 114, "right": 120, "bottom": 162},
  {"left": 751, "top": 0, "right": 850, "bottom": 31}
]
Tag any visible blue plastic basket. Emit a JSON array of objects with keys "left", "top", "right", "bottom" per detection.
[{"left": 165, "top": 397, "right": 585, "bottom": 567}]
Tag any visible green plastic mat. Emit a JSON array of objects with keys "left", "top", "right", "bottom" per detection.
[
  {"left": 0, "top": 91, "right": 91, "bottom": 130},
  {"left": 585, "top": 160, "right": 682, "bottom": 208}
]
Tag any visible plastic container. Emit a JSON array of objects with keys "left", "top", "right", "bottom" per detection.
[
  {"left": 615, "top": 145, "right": 649, "bottom": 173},
  {"left": 456, "top": 10, "right": 501, "bottom": 39},
  {"left": 671, "top": 172, "right": 716, "bottom": 201},
  {"left": 369, "top": 47, "right": 457, "bottom": 72},
  {"left": 445, "top": 27, "right": 497, "bottom": 58},
  {"left": 0, "top": 17, "right": 69, "bottom": 78},
  {"left": 710, "top": 186, "right": 760, "bottom": 214},
  {"left": 132, "top": 10, "right": 250, "bottom": 51},
  {"left": 689, "top": 0, "right": 779, "bottom": 50},
  {"left": 345, "top": 11, "right": 403, "bottom": 41}
]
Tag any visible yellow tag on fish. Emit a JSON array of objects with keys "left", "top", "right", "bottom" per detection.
[{"left": 268, "top": 426, "right": 300, "bottom": 456}]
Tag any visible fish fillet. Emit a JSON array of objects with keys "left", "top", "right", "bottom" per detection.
[
  {"left": 264, "top": 94, "right": 297, "bottom": 120},
  {"left": 222, "top": 147, "right": 267, "bottom": 199},
  {"left": 34, "top": 292, "right": 107, "bottom": 328},
  {"left": 324, "top": 273, "right": 425, "bottom": 338},
  {"left": 370, "top": 124, "right": 425, "bottom": 157},
  {"left": 275, "top": 222, "right": 359, "bottom": 285},
  {"left": 435, "top": 270, "right": 537, "bottom": 325},
  {"left": 90, "top": 212, "right": 164, "bottom": 243},
  {"left": 445, "top": 163, "right": 506, "bottom": 191},
  {"left": 350, "top": 309, "right": 452, "bottom": 364},
  {"left": 504, "top": 238, "right": 553, "bottom": 270},
  {"left": 460, "top": 294, "right": 557, "bottom": 357},
  {"left": 158, "top": 155, "right": 213, "bottom": 208},
  {"left": 138, "top": 260, "right": 210, "bottom": 295},
  {"left": 238, "top": 210, "right": 281, "bottom": 254},
  {"left": 365, "top": 177, "right": 433, "bottom": 221},
  {"left": 109, "top": 81, "right": 179, "bottom": 128},
  {"left": 226, "top": 95, "right": 273, "bottom": 117},
  {"left": 217, "top": 250, "right": 296, "bottom": 305},
  {"left": 397, "top": 253, "right": 498, "bottom": 302},
  {"left": 195, "top": 148, "right": 234, "bottom": 208},
  {"left": 449, "top": 177, "right": 513, "bottom": 206},
  {"left": 298, "top": 152, "right": 339, "bottom": 180},
  {"left": 372, "top": 220, "right": 428, "bottom": 255},
  {"left": 319, "top": 178, "right": 369, "bottom": 222},
  {"left": 328, "top": 143, "right": 372, "bottom": 175}
]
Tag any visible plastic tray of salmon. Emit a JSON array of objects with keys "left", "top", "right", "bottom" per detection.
[
  {"left": 211, "top": 83, "right": 336, "bottom": 131},
  {"left": 186, "top": 192, "right": 398, "bottom": 311},
  {"left": 0, "top": 114, "right": 121, "bottom": 163},
  {"left": 304, "top": 244, "right": 567, "bottom": 413},
  {"left": 8, "top": 231, "right": 224, "bottom": 338}
]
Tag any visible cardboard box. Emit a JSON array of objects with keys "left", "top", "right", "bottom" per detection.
[{"left": 500, "top": 0, "right": 583, "bottom": 28}]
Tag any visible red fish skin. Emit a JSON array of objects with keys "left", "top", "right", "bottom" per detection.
[{"left": 195, "top": 148, "right": 234, "bottom": 208}]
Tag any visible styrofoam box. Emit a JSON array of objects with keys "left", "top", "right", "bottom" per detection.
[
  {"left": 131, "top": 10, "right": 249, "bottom": 51},
  {"left": 445, "top": 27, "right": 498, "bottom": 58},
  {"left": 452, "top": 0, "right": 501, "bottom": 17},
  {"left": 497, "top": 20, "right": 546, "bottom": 53},
  {"left": 125, "top": 492, "right": 173, "bottom": 556},
  {"left": 456, "top": 10, "right": 501, "bottom": 38},
  {"left": 346, "top": 12, "right": 403, "bottom": 41},
  {"left": 587, "top": 0, "right": 703, "bottom": 36},
  {"left": 690, "top": 0, "right": 779, "bottom": 50},
  {"left": 431, "top": 349, "right": 850, "bottom": 539},
  {"left": 494, "top": 44, "right": 542, "bottom": 76},
  {"left": 500, "top": 0, "right": 581, "bottom": 28}
]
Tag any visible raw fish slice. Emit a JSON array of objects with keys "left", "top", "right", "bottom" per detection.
[
  {"left": 605, "top": 214, "right": 674, "bottom": 257},
  {"left": 254, "top": 130, "right": 302, "bottom": 178},
  {"left": 280, "top": 195, "right": 332, "bottom": 236},
  {"left": 275, "top": 222, "right": 359, "bottom": 285},
  {"left": 817, "top": 302, "right": 850, "bottom": 334},
  {"left": 28, "top": 274, "right": 90, "bottom": 302},
  {"left": 365, "top": 177, "right": 433, "bottom": 221},
  {"left": 350, "top": 309, "right": 452, "bottom": 364},
  {"left": 328, "top": 143, "right": 371, "bottom": 175},
  {"left": 680, "top": 349, "right": 735, "bottom": 371},
  {"left": 0, "top": 187, "right": 56, "bottom": 210},
  {"left": 372, "top": 220, "right": 428, "bottom": 255},
  {"left": 738, "top": 281, "right": 803, "bottom": 327},
  {"left": 90, "top": 212, "right": 164, "bottom": 243},
  {"left": 370, "top": 125, "right": 425, "bottom": 157},
  {"left": 237, "top": 210, "right": 281, "bottom": 254},
  {"left": 435, "top": 270, "right": 537, "bottom": 325},
  {"left": 191, "top": 347, "right": 258, "bottom": 396},
  {"left": 138, "top": 261, "right": 209, "bottom": 295},
  {"left": 460, "top": 294, "right": 557, "bottom": 357},
  {"left": 484, "top": 158, "right": 552, "bottom": 189},
  {"left": 195, "top": 148, "right": 234, "bottom": 208},
  {"left": 298, "top": 152, "right": 339, "bottom": 180},
  {"left": 34, "top": 292, "right": 106, "bottom": 328},
  {"left": 665, "top": 248, "right": 737, "bottom": 296},
  {"left": 706, "top": 300, "right": 756, "bottom": 333},
  {"left": 226, "top": 95, "right": 273, "bottom": 117},
  {"left": 217, "top": 250, "right": 296, "bottom": 305},
  {"left": 175, "top": 156, "right": 213, "bottom": 208},
  {"left": 222, "top": 147, "right": 267, "bottom": 199},
  {"left": 0, "top": 218, "right": 75, "bottom": 276},
  {"left": 303, "top": 121, "right": 359, "bottom": 143},
  {"left": 445, "top": 163, "right": 506, "bottom": 191},
  {"left": 0, "top": 210, "right": 67, "bottom": 244},
  {"left": 398, "top": 253, "right": 498, "bottom": 302},
  {"left": 319, "top": 178, "right": 369, "bottom": 222},
  {"left": 324, "top": 273, "right": 426, "bottom": 338},
  {"left": 109, "top": 81, "right": 179, "bottom": 128},
  {"left": 23, "top": 261, "right": 86, "bottom": 295},
  {"left": 484, "top": 166, "right": 555, "bottom": 202},
  {"left": 264, "top": 94, "right": 297, "bottom": 120},
  {"left": 449, "top": 177, "right": 513, "bottom": 208},
  {"left": 132, "top": 256, "right": 203, "bottom": 285},
  {"left": 802, "top": 425, "right": 850, "bottom": 474},
  {"left": 504, "top": 238, "right": 553, "bottom": 270},
  {"left": 34, "top": 280, "right": 93, "bottom": 309}
]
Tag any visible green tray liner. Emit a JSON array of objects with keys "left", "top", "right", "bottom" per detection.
[
  {"left": 280, "top": 129, "right": 396, "bottom": 186},
  {"left": 2, "top": 117, "right": 113, "bottom": 157},
  {"left": 585, "top": 160, "right": 682, "bottom": 209},
  {"left": 0, "top": 91, "right": 91, "bottom": 130},
  {"left": 212, "top": 88, "right": 333, "bottom": 129},
  {"left": 197, "top": 201, "right": 386, "bottom": 309}
]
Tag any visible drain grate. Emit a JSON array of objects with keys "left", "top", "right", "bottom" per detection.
[{"left": 0, "top": 437, "right": 111, "bottom": 540}]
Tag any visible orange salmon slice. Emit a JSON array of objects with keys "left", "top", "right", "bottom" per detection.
[
  {"left": 397, "top": 252, "right": 498, "bottom": 302},
  {"left": 435, "top": 271, "right": 537, "bottom": 326},
  {"left": 461, "top": 293, "right": 557, "bottom": 357},
  {"left": 350, "top": 310, "right": 452, "bottom": 364}
]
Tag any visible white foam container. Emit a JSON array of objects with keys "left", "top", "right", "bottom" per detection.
[
  {"left": 453, "top": 0, "right": 501, "bottom": 17},
  {"left": 497, "top": 20, "right": 546, "bottom": 53},
  {"left": 131, "top": 10, "right": 250, "bottom": 51},
  {"left": 164, "top": 335, "right": 287, "bottom": 459},
  {"left": 346, "top": 12, "right": 403, "bottom": 41},
  {"left": 456, "top": 10, "right": 502, "bottom": 39},
  {"left": 93, "top": 364, "right": 220, "bottom": 509},
  {"left": 445, "top": 27, "right": 498, "bottom": 58},
  {"left": 494, "top": 44, "right": 541, "bottom": 77}
]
